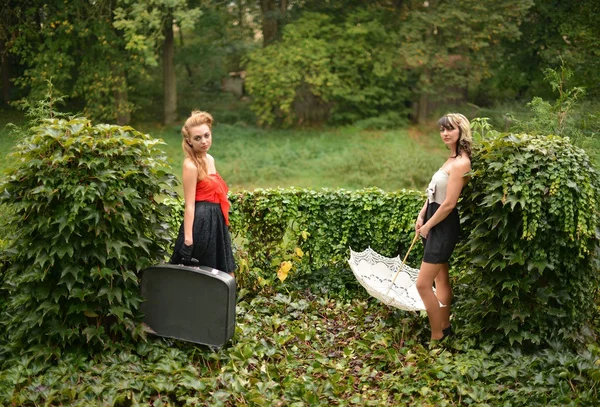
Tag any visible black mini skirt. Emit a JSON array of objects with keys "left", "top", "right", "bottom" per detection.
[{"left": 421, "top": 201, "right": 460, "bottom": 264}]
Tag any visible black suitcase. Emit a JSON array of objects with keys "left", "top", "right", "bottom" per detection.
[{"left": 140, "top": 264, "right": 236, "bottom": 348}]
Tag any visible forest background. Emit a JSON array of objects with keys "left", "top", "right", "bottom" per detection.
[
  {"left": 0, "top": 0, "right": 598, "bottom": 137},
  {"left": 1, "top": 0, "right": 599, "bottom": 192}
]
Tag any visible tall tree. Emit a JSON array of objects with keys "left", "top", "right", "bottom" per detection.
[
  {"left": 0, "top": 39, "right": 10, "bottom": 106},
  {"left": 258, "top": 0, "right": 288, "bottom": 46},
  {"left": 397, "top": 0, "right": 533, "bottom": 122},
  {"left": 0, "top": 2, "right": 14, "bottom": 105},
  {"left": 0, "top": 0, "right": 34, "bottom": 106},
  {"left": 4, "top": 0, "right": 144, "bottom": 124},
  {"left": 163, "top": 13, "right": 177, "bottom": 125},
  {"left": 114, "top": 0, "right": 201, "bottom": 125},
  {"left": 483, "top": 0, "right": 600, "bottom": 101},
  {"left": 245, "top": 10, "right": 410, "bottom": 127}
]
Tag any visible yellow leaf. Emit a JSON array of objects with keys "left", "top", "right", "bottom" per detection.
[
  {"left": 295, "top": 247, "right": 304, "bottom": 258},
  {"left": 277, "top": 261, "right": 293, "bottom": 282},
  {"left": 301, "top": 230, "right": 309, "bottom": 240}
]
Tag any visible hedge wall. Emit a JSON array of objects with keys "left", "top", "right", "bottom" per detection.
[{"left": 165, "top": 188, "right": 425, "bottom": 293}]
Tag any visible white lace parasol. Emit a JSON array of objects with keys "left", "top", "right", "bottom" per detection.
[{"left": 348, "top": 238, "right": 443, "bottom": 311}]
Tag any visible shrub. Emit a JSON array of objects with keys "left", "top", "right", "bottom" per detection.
[
  {"left": 510, "top": 61, "right": 600, "bottom": 149},
  {"left": 0, "top": 117, "right": 177, "bottom": 356},
  {"left": 454, "top": 132, "right": 600, "bottom": 348}
]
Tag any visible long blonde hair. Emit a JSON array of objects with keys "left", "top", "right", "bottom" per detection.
[
  {"left": 181, "top": 110, "right": 214, "bottom": 180},
  {"left": 438, "top": 113, "right": 472, "bottom": 159}
]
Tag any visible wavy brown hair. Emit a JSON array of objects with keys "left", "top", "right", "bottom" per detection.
[
  {"left": 181, "top": 110, "right": 214, "bottom": 180},
  {"left": 438, "top": 113, "right": 472, "bottom": 159}
]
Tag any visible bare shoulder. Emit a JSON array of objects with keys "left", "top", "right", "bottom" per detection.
[
  {"left": 183, "top": 158, "right": 198, "bottom": 172},
  {"left": 453, "top": 155, "right": 471, "bottom": 174},
  {"left": 205, "top": 153, "right": 217, "bottom": 173}
]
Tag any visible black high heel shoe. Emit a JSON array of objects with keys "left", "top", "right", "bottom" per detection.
[{"left": 442, "top": 325, "right": 454, "bottom": 338}]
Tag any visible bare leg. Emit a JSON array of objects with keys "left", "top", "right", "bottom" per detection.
[
  {"left": 434, "top": 263, "right": 452, "bottom": 331},
  {"left": 416, "top": 261, "right": 445, "bottom": 340}
]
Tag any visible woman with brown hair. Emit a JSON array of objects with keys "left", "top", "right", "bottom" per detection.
[
  {"left": 169, "top": 111, "right": 236, "bottom": 276},
  {"left": 415, "top": 113, "right": 472, "bottom": 344}
]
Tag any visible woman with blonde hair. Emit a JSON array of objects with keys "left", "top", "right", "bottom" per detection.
[
  {"left": 169, "top": 111, "right": 235, "bottom": 276},
  {"left": 415, "top": 113, "right": 472, "bottom": 344}
]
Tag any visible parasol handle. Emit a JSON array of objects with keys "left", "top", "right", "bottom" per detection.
[{"left": 385, "top": 232, "right": 420, "bottom": 297}]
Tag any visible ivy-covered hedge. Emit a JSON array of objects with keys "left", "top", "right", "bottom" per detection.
[
  {"left": 0, "top": 117, "right": 177, "bottom": 355},
  {"left": 234, "top": 188, "right": 423, "bottom": 279},
  {"left": 455, "top": 133, "right": 600, "bottom": 348},
  {"left": 164, "top": 188, "right": 425, "bottom": 292}
]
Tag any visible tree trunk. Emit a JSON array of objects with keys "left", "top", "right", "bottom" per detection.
[
  {"left": 259, "top": 0, "right": 282, "bottom": 47},
  {"left": 417, "top": 92, "right": 428, "bottom": 124},
  {"left": 113, "top": 67, "right": 130, "bottom": 125},
  {"left": 163, "top": 17, "right": 177, "bottom": 125},
  {"left": 177, "top": 24, "right": 193, "bottom": 79},
  {"left": 0, "top": 39, "right": 10, "bottom": 105},
  {"left": 280, "top": 0, "right": 287, "bottom": 17},
  {"left": 237, "top": 0, "right": 244, "bottom": 29}
]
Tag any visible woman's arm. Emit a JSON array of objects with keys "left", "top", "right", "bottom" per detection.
[
  {"left": 415, "top": 200, "right": 428, "bottom": 232},
  {"left": 182, "top": 159, "right": 198, "bottom": 245},
  {"left": 419, "top": 157, "right": 471, "bottom": 238}
]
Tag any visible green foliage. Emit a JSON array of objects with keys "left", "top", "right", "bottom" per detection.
[
  {"left": 479, "top": 0, "right": 600, "bottom": 102},
  {"left": 9, "top": 79, "right": 71, "bottom": 127},
  {"left": 353, "top": 111, "right": 408, "bottom": 131},
  {"left": 114, "top": 0, "right": 202, "bottom": 68},
  {"left": 455, "top": 131, "right": 600, "bottom": 348},
  {"left": 163, "top": 188, "right": 424, "bottom": 297},
  {"left": 9, "top": 0, "right": 146, "bottom": 122},
  {"left": 175, "top": 4, "right": 260, "bottom": 122},
  {"left": 244, "top": 11, "right": 409, "bottom": 127},
  {"left": 506, "top": 61, "right": 600, "bottom": 165},
  {"left": 0, "top": 116, "right": 177, "bottom": 355},
  {"left": 511, "top": 61, "right": 591, "bottom": 143},
  {"left": 0, "top": 290, "right": 598, "bottom": 406},
  {"left": 470, "top": 117, "right": 501, "bottom": 141},
  {"left": 4, "top": 0, "right": 599, "bottom": 126},
  {"left": 398, "top": 0, "right": 533, "bottom": 100}
]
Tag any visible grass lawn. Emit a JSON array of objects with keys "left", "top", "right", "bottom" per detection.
[
  {"left": 1, "top": 108, "right": 448, "bottom": 196},
  {"left": 135, "top": 122, "right": 448, "bottom": 197}
]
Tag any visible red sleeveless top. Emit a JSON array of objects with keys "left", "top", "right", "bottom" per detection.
[{"left": 195, "top": 173, "right": 231, "bottom": 225}]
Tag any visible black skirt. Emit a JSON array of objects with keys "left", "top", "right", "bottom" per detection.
[
  {"left": 421, "top": 201, "right": 460, "bottom": 264},
  {"left": 170, "top": 201, "right": 236, "bottom": 273}
]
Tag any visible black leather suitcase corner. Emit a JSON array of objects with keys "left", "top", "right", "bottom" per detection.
[{"left": 140, "top": 264, "right": 236, "bottom": 348}]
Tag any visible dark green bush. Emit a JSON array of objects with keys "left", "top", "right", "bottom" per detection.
[
  {"left": 0, "top": 117, "right": 177, "bottom": 355},
  {"left": 454, "top": 132, "right": 600, "bottom": 348}
]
